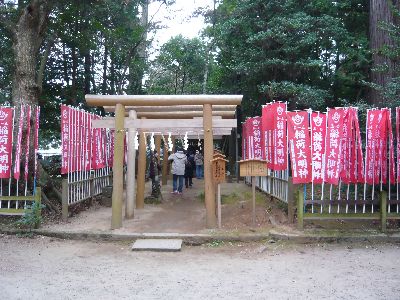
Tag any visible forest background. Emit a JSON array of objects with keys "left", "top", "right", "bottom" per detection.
[{"left": 1, "top": 0, "right": 400, "bottom": 148}]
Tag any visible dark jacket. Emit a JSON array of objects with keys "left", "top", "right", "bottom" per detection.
[{"left": 185, "top": 154, "right": 195, "bottom": 177}]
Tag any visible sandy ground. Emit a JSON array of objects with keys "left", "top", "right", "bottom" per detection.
[
  {"left": 42, "top": 180, "right": 288, "bottom": 234},
  {"left": 0, "top": 235, "right": 399, "bottom": 300}
]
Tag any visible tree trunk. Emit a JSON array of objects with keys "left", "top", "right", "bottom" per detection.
[
  {"left": 71, "top": 46, "right": 78, "bottom": 105},
  {"left": 10, "top": 1, "right": 50, "bottom": 195},
  {"left": 102, "top": 38, "right": 108, "bottom": 94},
  {"left": 91, "top": 52, "right": 97, "bottom": 94},
  {"left": 11, "top": 0, "right": 50, "bottom": 106},
  {"left": 369, "top": 0, "right": 400, "bottom": 106},
  {"left": 84, "top": 52, "right": 91, "bottom": 95},
  {"left": 110, "top": 49, "right": 116, "bottom": 94}
]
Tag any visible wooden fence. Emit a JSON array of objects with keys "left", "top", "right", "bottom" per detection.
[
  {"left": 0, "top": 187, "right": 41, "bottom": 215},
  {"left": 247, "top": 170, "right": 400, "bottom": 231}
]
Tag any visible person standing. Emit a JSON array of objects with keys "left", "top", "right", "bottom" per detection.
[
  {"left": 194, "top": 150, "right": 204, "bottom": 179},
  {"left": 185, "top": 152, "right": 195, "bottom": 188},
  {"left": 168, "top": 147, "right": 186, "bottom": 194}
]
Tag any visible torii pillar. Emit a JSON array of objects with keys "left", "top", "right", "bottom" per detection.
[
  {"left": 203, "top": 104, "right": 217, "bottom": 227},
  {"left": 111, "top": 103, "right": 125, "bottom": 229}
]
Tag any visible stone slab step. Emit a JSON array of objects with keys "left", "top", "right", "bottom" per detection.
[{"left": 132, "top": 239, "right": 182, "bottom": 252}]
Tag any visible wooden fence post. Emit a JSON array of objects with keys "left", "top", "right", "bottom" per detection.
[
  {"left": 380, "top": 190, "right": 387, "bottom": 232},
  {"left": 297, "top": 186, "right": 304, "bottom": 230},
  {"left": 62, "top": 179, "right": 68, "bottom": 221},
  {"left": 35, "top": 186, "right": 42, "bottom": 218},
  {"left": 89, "top": 175, "right": 95, "bottom": 205},
  {"left": 287, "top": 177, "right": 295, "bottom": 223}
]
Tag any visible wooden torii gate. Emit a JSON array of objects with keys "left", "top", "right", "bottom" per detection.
[{"left": 86, "top": 95, "right": 242, "bottom": 229}]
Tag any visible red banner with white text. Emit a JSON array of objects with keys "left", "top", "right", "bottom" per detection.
[
  {"left": 287, "top": 111, "right": 311, "bottom": 184},
  {"left": 262, "top": 102, "right": 287, "bottom": 170},
  {"left": 324, "top": 108, "right": 344, "bottom": 185},
  {"left": 310, "top": 112, "right": 326, "bottom": 184},
  {"left": 0, "top": 108, "right": 13, "bottom": 178}
]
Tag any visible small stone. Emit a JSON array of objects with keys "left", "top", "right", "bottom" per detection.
[
  {"left": 268, "top": 239, "right": 276, "bottom": 244},
  {"left": 257, "top": 246, "right": 268, "bottom": 253}
]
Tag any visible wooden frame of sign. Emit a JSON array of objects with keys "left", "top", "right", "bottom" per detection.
[
  {"left": 238, "top": 159, "right": 269, "bottom": 226},
  {"left": 211, "top": 155, "right": 228, "bottom": 229},
  {"left": 238, "top": 159, "right": 269, "bottom": 177}
]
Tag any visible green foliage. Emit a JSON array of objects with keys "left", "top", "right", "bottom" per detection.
[
  {"left": 146, "top": 35, "right": 208, "bottom": 94},
  {"left": 203, "top": 0, "right": 369, "bottom": 116},
  {"left": 206, "top": 240, "right": 225, "bottom": 247},
  {"left": 16, "top": 202, "right": 45, "bottom": 231},
  {"left": 1, "top": 0, "right": 157, "bottom": 148},
  {"left": 197, "top": 191, "right": 205, "bottom": 202}
]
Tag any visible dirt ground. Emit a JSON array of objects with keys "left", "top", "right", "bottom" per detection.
[
  {"left": 1, "top": 234, "right": 399, "bottom": 299},
  {"left": 42, "top": 179, "right": 290, "bottom": 234}
]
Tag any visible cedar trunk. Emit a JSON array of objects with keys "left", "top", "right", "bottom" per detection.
[
  {"left": 11, "top": 0, "right": 50, "bottom": 193},
  {"left": 369, "top": 0, "right": 399, "bottom": 106},
  {"left": 12, "top": 0, "right": 49, "bottom": 106}
]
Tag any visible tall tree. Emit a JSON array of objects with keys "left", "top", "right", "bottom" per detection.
[
  {"left": 146, "top": 35, "right": 208, "bottom": 94},
  {"left": 204, "top": 0, "right": 369, "bottom": 116},
  {"left": 1, "top": 0, "right": 51, "bottom": 106},
  {"left": 369, "top": 0, "right": 400, "bottom": 106}
]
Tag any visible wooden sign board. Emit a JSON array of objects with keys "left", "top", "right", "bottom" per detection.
[
  {"left": 238, "top": 159, "right": 268, "bottom": 177},
  {"left": 211, "top": 157, "right": 228, "bottom": 184}
]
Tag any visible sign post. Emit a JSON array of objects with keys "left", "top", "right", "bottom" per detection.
[
  {"left": 211, "top": 154, "right": 228, "bottom": 229},
  {"left": 238, "top": 159, "right": 269, "bottom": 226}
]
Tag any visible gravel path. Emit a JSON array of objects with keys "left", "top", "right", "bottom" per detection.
[{"left": 0, "top": 234, "right": 399, "bottom": 300}]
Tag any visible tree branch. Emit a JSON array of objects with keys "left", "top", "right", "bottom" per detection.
[{"left": 37, "top": 33, "right": 56, "bottom": 92}]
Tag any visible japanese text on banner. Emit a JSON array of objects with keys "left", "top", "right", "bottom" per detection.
[
  {"left": 310, "top": 112, "right": 326, "bottom": 184},
  {"left": 324, "top": 109, "right": 344, "bottom": 185},
  {"left": 0, "top": 108, "right": 13, "bottom": 178},
  {"left": 287, "top": 111, "right": 311, "bottom": 184}
]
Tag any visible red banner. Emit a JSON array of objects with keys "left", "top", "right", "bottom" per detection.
[
  {"left": 23, "top": 106, "right": 31, "bottom": 181},
  {"left": 324, "top": 109, "right": 344, "bottom": 185},
  {"left": 70, "top": 107, "right": 76, "bottom": 173},
  {"left": 0, "top": 108, "right": 13, "bottom": 178},
  {"left": 108, "top": 130, "right": 115, "bottom": 168},
  {"left": 287, "top": 111, "right": 311, "bottom": 184},
  {"left": 92, "top": 116, "right": 106, "bottom": 169},
  {"left": 34, "top": 106, "right": 40, "bottom": 178},
  {"left": 365, "top": 110, "right": 382, "bottom": 185},
  {"left": 247, "top": 117, "right": 264, "bottom": 159},
  {"left": 310, "top": 112, "right": 326, "bottom": 184},
  {"left": 338, "top": 108, "right": 352, "bottom": 183},
  {"left": 262, "top": 105, "right": 273, "bottom": 166},
  {"left": 350, "top": 108, "right": 365, "bottom": 183},
  {"left": 84, "top": 112, "right": 91, "bottom": 171},
  {"left": 376, "top": 108, "right": 395, "bottom": 185},
  {"left": 262, "top": 102, "right": 287, "bottom": 170},
  {"left": 14, "top": 106, "right": 25, "bottom": 180},
  {"left": 242, "top": 120, "right": 247, "bottom": 160},
  {"left": 397, "top": 107, "right": 400, "bottom": 183}
]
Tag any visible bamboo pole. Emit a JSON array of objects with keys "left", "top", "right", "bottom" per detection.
[
  {"left": 217, "top": 183, "right": 221, "bottom": 229},
  {"left": 252, "top": 176, "right": 256, "bottom": 226},
  {"left": 111, "top": 103, "right": 125, "bottom": 229},
  {"left": 136, "top": 118, "right": 147, "bottom": 209},
  {"left": 126, "top": 110, "right": 137, "bottom": 219},
  {"left": 203, "top": 104, "right": 217, "bottom": 227}
]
